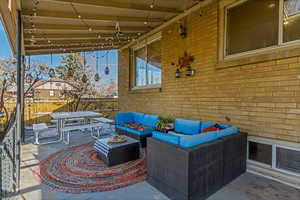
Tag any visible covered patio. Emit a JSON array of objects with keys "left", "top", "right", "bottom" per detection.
[
  {"left": 1, "top": 0, "right": 300, "bottom": 200},
  {"left": 19, "top": 128, "right": 300, "bottom": 200}
]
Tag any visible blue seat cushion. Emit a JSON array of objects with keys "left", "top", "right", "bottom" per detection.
[
  {"left": 152, "top": 131, "right": 180, "bottom": 145},
  {"left": 175, "top": 118, "right": 201, "bottom": 135},
  {"left": 217, "top": 126, "right": 238, "bottom": 138},
  {"left": 126, "top": 127, "right": 154, "bottom": 136},
  {"left": 115, "top": 112, "right": 134, "bottom": 125},
  {"left": 179, "top": 131, "right": 218, "bottom": 148},
  {"left": 143, "top": 114, "right": 160, "bottom": 127},
  {"left": 133, "top": 112, "right": 145, "bottom": 125}
]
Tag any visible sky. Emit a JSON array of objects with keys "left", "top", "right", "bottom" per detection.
[{"left": 0, "top": 20, "right": 118, "bottom": 86}]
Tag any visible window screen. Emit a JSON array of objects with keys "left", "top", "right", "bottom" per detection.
[
  {"left": 248, "top": 141, "right": 272, "bottom": 166},
  {"left": 226, "top": 0, "right": 279, "bottom": 55},
  {"left": 276, "top": 147, "right": 300, "bottom": 174}
]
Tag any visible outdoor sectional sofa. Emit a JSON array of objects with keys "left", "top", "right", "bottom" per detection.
[
  {"left": 147, "top": 118, "right": 247, "bottom": 200},
  {"left": 115, "top": 112, "right": 160, "bottom": 147}
]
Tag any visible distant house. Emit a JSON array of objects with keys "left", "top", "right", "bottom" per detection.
[{"left": 32, "top": 78, "right": 76, "bottom": 99}]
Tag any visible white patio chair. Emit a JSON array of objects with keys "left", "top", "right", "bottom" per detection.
[{"left": 33, "top": 123, "right": 60, "bottom": 145}]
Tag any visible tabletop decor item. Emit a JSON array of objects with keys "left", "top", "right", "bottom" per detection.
[{"left": 108, "top": 135, "right": 127, "bottom": 143}]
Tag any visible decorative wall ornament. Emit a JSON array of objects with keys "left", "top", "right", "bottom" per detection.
[
  {"left": 178, "top": 24, "right": 187, "bottom": 38},
  {"left": 172, "top": 51, "right": 196, "bottom": 78}
]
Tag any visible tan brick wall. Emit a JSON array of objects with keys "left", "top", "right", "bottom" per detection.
[{"left": 118, "top": 3, "right": 300, "bottom": 142}]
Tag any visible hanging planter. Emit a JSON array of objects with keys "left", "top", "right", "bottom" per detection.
[
  {"left": 105, "top": 51, "right": 110, "bottom": 75},
  {"left": 48, "top": 68, "right": 55, "bottom": 78},
  {"left": 81, "top": 74, "right": 88, "bottom": 83},
  {"left": 105, "top": 66, "right": 110, "bottom": 75},
  {"left": 95, "top": 51, "right": 100, "bottom": 81},
  {"left": 94, "top": 73, "right": 100, "bottom": 82}
]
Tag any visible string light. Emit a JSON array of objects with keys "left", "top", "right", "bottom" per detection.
[{"left": 150, "top": 0, "right": 155, "bottom": 9}]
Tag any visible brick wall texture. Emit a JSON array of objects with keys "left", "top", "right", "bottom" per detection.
[{"left": 118, "top": 2, "right": 300, "bottom": 142}]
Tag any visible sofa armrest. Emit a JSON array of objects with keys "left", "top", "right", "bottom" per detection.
[
  {"left": 147, "top": 137, "right": 190, "bottom": 195},
  {"left": 152, "top": 131, "right": 180, "bottom": 145}
]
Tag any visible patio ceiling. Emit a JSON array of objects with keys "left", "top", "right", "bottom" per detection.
[{"left": 19, "top": 0, "right": 203, "bottom": 55}]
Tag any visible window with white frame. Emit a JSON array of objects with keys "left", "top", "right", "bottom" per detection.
[
  {"left": 248, "top": 138, "right": 300, "bottom": 176},
  {"left": 133, "top": 38, "right": 161, "bottom": 88},
  {"left": 225, "top": 0, "right": 300, "bottom": 56}
]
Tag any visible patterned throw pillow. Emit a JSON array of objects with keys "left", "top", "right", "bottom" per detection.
[
  {"left": 136, "top": 125, "right": 152, "bottom": 131},
  {"left": 201, "top": 124, "right": 223, "bottom": 133},
  {"left": 123, "top": 122, "right": 139, "bottom": 129},
  {"left": 123, "top": 123, "right": 152, "bottom": 131}
]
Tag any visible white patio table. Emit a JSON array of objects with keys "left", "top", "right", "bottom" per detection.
[{"left": 50, "top": 111, "right": 103, "bottom": 140}]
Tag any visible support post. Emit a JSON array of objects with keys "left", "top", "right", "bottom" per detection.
[
  {"left": 21, "top": 55, "right": 25, "bottom": 143},
  {"left": 16, "top": 9, "right": 23, "bottom": 191}
]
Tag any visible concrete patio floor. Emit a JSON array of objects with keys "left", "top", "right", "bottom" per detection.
[{"left": 17, "top": 127, "right": 300, "bottom": 200}]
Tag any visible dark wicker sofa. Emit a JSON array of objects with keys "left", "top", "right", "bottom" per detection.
[{"left": 147, "top": 132, "right": 247, "bottom": 200}]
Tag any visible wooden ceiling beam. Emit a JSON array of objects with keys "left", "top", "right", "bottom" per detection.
[
  {"left": 23, "top": 23, "right": 150, "bottom": 32},
  {"left": 25, "top": 39, "right": 128, "bottom": 46},
  {"left": 22, "top": 9, "right": 164, "bottom": 23},
  {"left": 40, "top": 0, "right": 180, "bottom": 14},
  {"left": 24, "top": 33, "right": 138, "bottom": 41},
  {"left": 26, "top": 46, "right": 119, "bottom": 55}
]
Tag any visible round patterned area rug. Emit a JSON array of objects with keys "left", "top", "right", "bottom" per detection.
[{"left": 32, "top": 142, "right": 146, "bottom": 193}]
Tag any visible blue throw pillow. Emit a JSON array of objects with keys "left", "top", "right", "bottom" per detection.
[
  {"left": 143, "top": 114, "right": 159, "bottom": 127},
  {"left": 133, "top": 113, "right": 145, "bottom": 125},
  {"left": 175, "top": 119, "right": 201, "bottom": 135}
]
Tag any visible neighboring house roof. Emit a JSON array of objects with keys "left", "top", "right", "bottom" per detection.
[{"left": 32, "top": 78, "right": 76, "bottom": 91}]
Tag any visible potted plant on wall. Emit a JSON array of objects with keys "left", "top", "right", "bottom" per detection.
[{"left": 156, "top": 117, "right": 174, "bottom": 133}]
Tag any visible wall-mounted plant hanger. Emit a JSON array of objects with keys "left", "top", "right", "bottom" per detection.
[{"left": 172, "top": 51, "right": 196, "bottom": 78}]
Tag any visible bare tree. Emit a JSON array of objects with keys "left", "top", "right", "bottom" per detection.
[
  {"left": 0, "top": 58, "right": 51, "bottom": 133},
  {"left": 56, "top": 53, "right": 97, "bottom": 111}
]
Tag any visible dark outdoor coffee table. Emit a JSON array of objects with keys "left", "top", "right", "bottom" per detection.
[{"left": 93, "top": 135, "right": 140, "bottom": 167}]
